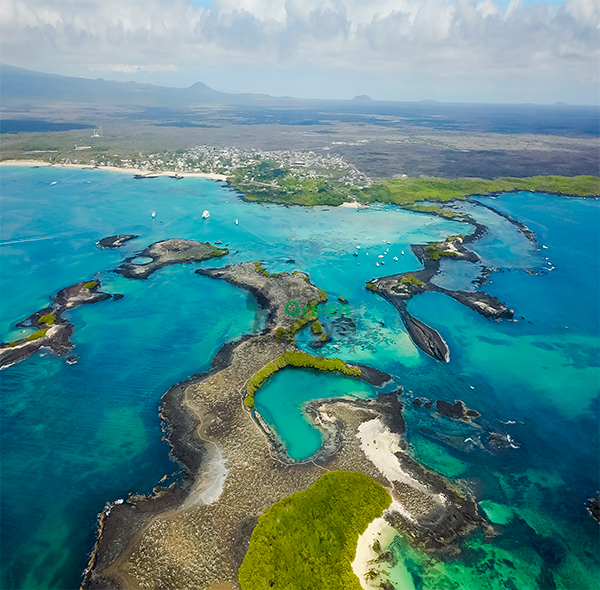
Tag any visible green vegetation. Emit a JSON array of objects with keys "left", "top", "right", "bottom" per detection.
[
  {"left": 275, "top": 300, "right": 319, "bottom": 342},
  {"left": 400, "top": 275, "right": 425, "bottom": 288},
  {"left": 38, "top": 313, "right": 55, "bottom": 325},
  {"left": 253, "top": 261, "right": 284, "bottom": 278},
  {"left": 83, "top": 280, "right": 98, "bottom": 290},
  {"left": 338, "top": 296, "right": 348, "bottom": 304},
  {"left": 357, "top": 175, "right": 600, "bottom": 205},
  {"left": 238, "top": 471, "right": 392, "bottom": 590},
  {"left": 365, "top": 282, "right": 378, "bottom": 292},
  {"left": 230, "top": 161, "right": 351, "bottom": 206},
  {"left": 205, "top": 243, "right": 228, "bottom": 258},
  {"left": 311, "top": 320, "right": 323, "bottom": 335},
  {"left": 231, "top": 170, "right": 599, "bottom": 208},
  {"left": 245, "top": 351, "right": 361, "bottom": 405},
  {"left": 424, "top": 245, "right": 459, "bottom": 261},
  {"left": 425, "top": 244, "right": 459, "bottom": 260},
  {"left": 27, "top": 329, "right": 48, "bottom": 341},
  {"left": 405, "top": 203, "right": 461, "bottom": 220}
]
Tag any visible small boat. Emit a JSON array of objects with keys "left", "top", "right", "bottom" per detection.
[
  {"left": 366, "top": 252, "right": 369, "bottom": 256},
  {"left": 378, "top": 255, "right": 384, "bottom": 258},
  {"left": 381, "top": 261, "right": 385, "bottom": 265},
  {"left": 401, "top": 250, "right": 405, "bottom": 255},
  {"left": 202, "top": 210, "right": 210, "bottom": 219},
  {"left": 50, "top": 181, "right": 57, "bottom": 186},
  {"left": 353, "top": 252, "right": 358, "bottom": 257},
  {"left": 356, "top": 245, "right": 361, "bottom": 249},
  {"left": 151, "top": 211, "right": 156, "bottom": 218},
  {"left": 393, "top": 256, "right": 398, "bottom": 261},
  {"left": 376, "top": 262, "right": 379, "bottom": 266},
  {"left": 333, "top": 345, "right": 339, "bottom": 350},
  {"left": 235, "top": 219, "right": 239, "bottom": 225}
]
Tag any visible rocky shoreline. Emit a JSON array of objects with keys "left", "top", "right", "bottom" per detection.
[
  {"left": 115, "top": 238, "right": 228, "bottom": 280},
  {"left": 82, "top": 262, "right": 488, "bottom": 590},
  {"left": 0, "top": 280, "right": 112, "bottom": 369},
  {"left": 366, "top": 214, "right": 513, "bottom": 361},
  {"left": 96, "top": 234, "right": 139, "bottom": 249},
  {"left": 0, "top": 237, "right": 230, "bottom": 370}
]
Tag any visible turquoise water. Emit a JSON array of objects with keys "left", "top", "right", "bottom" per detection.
[
  {"left": 254, "top": 369, "right": 376, "bottom": 460},
  {"left": 0, "top": 167, "right": 598, "bottom": 589}
]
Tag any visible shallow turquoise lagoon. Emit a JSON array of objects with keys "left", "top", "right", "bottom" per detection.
[
  {"left": 0, "top": 167, "right": 598, "bottom": 589},
  {"left": 254, "top": 369, "right": 376, "bottom": 460}
]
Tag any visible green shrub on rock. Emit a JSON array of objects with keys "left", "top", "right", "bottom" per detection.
[
  {"left": 238, "top": 471, "right": 391, "bottom": 590},
  {"left": 39, "top": 313, "right": 55, "bottom": 325}
]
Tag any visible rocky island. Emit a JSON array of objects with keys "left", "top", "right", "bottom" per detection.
[
  {"left": 96, "top": 234, "right": 139, "bottom": 249},
  {"left": 115, "top": 238, "right": 228, "bottom": 280},
  {"left": 0, "top": 280, "right": 112, "bottom": 369},
  {"left": 82, "top": 261, "right": 488, "bottom": 590}
]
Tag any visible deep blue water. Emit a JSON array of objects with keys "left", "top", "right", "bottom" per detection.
[{"left": 0, "top": 166, "right": 598, "bottom": 589}]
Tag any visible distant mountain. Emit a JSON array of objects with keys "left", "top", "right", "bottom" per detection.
[
  {"left": 0, "top": 63, "right": 294, "bottom": 110},
  {"left": 352, "top": 95, "right": 372, "bottom": 102}
]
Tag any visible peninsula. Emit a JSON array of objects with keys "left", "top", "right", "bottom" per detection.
[
  {"left": 366, "top": 212, "right": 513, "bottom": 361},
  {"left": 82, "top": 262, "right": 487, "bottom": 589}
]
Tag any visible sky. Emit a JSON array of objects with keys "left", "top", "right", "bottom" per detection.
[{"left": 1, "top": 0, "right": 599, "bottom": 104}]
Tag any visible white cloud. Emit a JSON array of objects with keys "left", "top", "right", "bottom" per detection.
[{"left": 0, "top": 0, "right": 598, "bottom": 102}]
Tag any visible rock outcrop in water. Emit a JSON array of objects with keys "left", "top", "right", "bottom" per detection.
[
  {"left": 96, "top": 234, "right": 138, "bottom": 249},
  {"left": 115, "top": 238, "right": 228, "bottom": 280},
  {"left": 0, "top": 280, "right": 112, "bottom": 369},
  {"left": 587, "top": 494, "right": 600, "bottom": 524}
]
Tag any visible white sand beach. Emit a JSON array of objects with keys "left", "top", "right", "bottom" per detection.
[
  {"left": 352, "top": 503, "right": 400, "bottom": 589},
  {"left": 0, "top": 160, "right": 228, "bottom": 181}
]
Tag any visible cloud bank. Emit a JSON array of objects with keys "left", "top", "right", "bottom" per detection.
[{"left": 1, "top": 0, "right": 598, "bottom": 102}]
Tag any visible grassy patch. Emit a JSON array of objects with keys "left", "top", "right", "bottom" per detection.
[
  {"left": 424, "top": 245, "right": 459, "bottom": 261},
  {"left": 27, "top": 329, "right": 48, "bottom": 341},
  {"left": 311, "top": 320, "right": 323, "bottom": 335},
  {"left": 355, "top": 175, "right": 600, "bottom": 206},
  {"left": 253, "top": 261, "right": 284, "bottom": 278},
  {"left": 38, "top": 313, "right": 55, "bottom": 325},
  {"left": 83, "top": 280, "right": 98, "bottom": 290},
  {"left": 238, "top": 471, "right": 391, "bottom": 590},
  {"left": 400, "top": 275, "right": 425, "bottom": 287},
  {"left": 230, "top": 174, "right": 600, "bottom": 208},
  {"left": 365, "top": 282, "right": 378, "bottom": 292}
]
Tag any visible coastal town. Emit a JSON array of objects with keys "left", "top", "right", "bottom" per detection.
[{"left": 62, "top": 145, "right": 373, "bottom": 188}]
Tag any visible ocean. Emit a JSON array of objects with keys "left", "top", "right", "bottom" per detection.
[{"left": 0, "top": 166, "right": 598, "bottom": 589}]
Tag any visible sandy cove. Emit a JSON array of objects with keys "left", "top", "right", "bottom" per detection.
[
  {"left": 0, "top": 159, "right": 228, "bottom": 181},
  {"left": 352, "top": 504, "right": 401, "bottom": 590}
]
